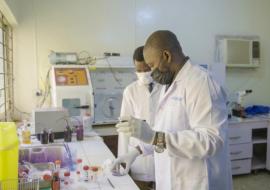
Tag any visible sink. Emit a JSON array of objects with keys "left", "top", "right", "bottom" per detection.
[{"left": 19, "top": 143, "right": 74, "bottom": 170}]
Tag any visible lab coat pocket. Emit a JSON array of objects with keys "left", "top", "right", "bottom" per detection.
[
  {"left": 171, "top": 156, "right": 208, "bottom": 190},
  {"left": 162, "top": 96, "right": 188, "bottom": 131},
  {"left": 174, "top": 177, "right": 208, "bottom": 190},
  {"left": 166, "top": 96, "right": 184, "bottom": 107}
]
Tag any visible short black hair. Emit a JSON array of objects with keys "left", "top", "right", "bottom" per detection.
[
  {"left": 133, "top": 46, "right": 144, "bottom": 62},
  {"left": 144, "top": 30, "right": 182, "bottom": 54}
]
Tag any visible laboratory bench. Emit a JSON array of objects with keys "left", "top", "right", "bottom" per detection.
[
  {"left": 92, "top": 116, "right": 270, "bottom": 176},
  {"left": 19, "top": 133, "right": 139, "bottom": 190}
]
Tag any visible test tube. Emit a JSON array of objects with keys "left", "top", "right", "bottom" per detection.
[
  {"left": 76, "top": 158, "right": 83, "bottom": 181},
  {"left": 90, "top": 166, "right": 99, "bottom": 182},
  {"left": 55, "top": 160, "right": 61, "bottom": 172},
  {"left": 76, "top": 170, "right": 81, "bottom": 182},
  {"left": 64, "top": 170, "right": 71, "bottom": 187},
  {"left": 83, "top": 165, "right": 89, "bottom": 182}
]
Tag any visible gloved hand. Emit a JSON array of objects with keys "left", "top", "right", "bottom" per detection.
[
  {"left": 110, "top": 149, "right": 141, "bottom": 175},
  {"left": 116, "top": 116, "right": 155, "bottom": 144}
]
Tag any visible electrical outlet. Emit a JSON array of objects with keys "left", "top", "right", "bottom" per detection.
[{"left": 36, "top": 89, "right": 43, "bottom": 96}]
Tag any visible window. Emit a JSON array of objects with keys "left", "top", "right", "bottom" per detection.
[{"left": 0, "top": 11, "right": 13, "bottom": 121}]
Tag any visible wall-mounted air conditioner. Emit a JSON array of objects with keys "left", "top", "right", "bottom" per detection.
[{"left": 216, "top": 36, "right": 260, "bottom": 68}]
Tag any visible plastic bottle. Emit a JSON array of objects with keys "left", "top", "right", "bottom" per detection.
[
  {"left": 22, "top": 122, "right": 31, "bottom": 144},
  {"left": 118, "top": 131, "right": 131, "bottom": 156},
  {"left": 51, "top": 172, "right": 60, "bottom": 190}
]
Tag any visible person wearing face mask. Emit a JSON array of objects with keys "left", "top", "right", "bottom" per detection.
[
  {"left": 117, "top": 46, "right": 161, "bottom": 189},
  {"left": 113, "top": 31, "right": 232, "bottom": 190}
]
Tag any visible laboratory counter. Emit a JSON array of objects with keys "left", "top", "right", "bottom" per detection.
[
  {"left": 67, "top": 137, "right": 139, "bottom": 190},
  {"left": 19, "top": 135, "right": 139, "bottom": 190}
]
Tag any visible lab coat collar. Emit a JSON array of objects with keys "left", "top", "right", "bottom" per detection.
[
  {"left": 151, "top": 82, "right": 161, "bottom": 96},
  {"left": 173, "top": 60, "right": 192, "bottom": 83},
  {"left": 156, "top": 60, "right": 192, "bottom": 111},
  {"left": 136, "top": 80, "right": 159, "bottom": 95}
]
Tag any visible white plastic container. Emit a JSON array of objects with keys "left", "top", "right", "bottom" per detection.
[{"left": 117, "top": 131, "right": 131, "bottom": 157}]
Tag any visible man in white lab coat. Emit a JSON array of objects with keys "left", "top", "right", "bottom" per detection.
[
  {"left": 118, "top": 46, "right": 161, "bottom": 188},
  {"left": 113, "top": 31, "right": 232, "bottom": 190}
]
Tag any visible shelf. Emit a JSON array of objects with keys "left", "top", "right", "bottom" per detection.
[
  {"left": 252, "top": 128, "right": 267, "bottom": 144},
  {"left": 252, "top": 156, "right": 266, "bottom": 170},
  {"left": 252, "top": 143, "right": 267, "bottom": 170},
  {"left": 252, "top": 136, "right": 267, "bottom": 144},
  {"left": 226, "top": 64, "right": 259, "bottom": 68}
]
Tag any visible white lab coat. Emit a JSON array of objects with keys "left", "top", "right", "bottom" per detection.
[
  {"left": 140, "top": 61, "right": 233, "bottom": 190},
  {"left": 119, "top": 80, "right": 161, "bottom": 181}
]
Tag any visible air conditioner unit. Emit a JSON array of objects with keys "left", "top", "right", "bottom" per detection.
[{"left": 217, "top": 37, "right": 260, "bottom": 68}]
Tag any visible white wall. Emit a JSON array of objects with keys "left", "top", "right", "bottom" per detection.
[
  {"left": 134, "top": 0, "right": 270, "bottom": 105},
  {"left": 8, "top": 0, "right": 270, "bottom": 114},
  {"left": 4, "top": 0, "right": 18, "bottom": 21}
]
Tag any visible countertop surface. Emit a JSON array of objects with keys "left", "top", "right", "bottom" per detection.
[
  {"left": 228, "top": 115, "right": 270, "bottom": 124},
  {"left": 66, "top": 137, "right": 139, "bottom": 190},
  {"left": 20, "top": 134, "right": 139, "bottom": 190}
]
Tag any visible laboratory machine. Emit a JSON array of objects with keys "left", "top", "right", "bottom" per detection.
[
  {"left": 51, "top": 65, "right": 94, "bottom": 119},
  {"left": 89, "top": 67, "right": 136, "bottom": 124},
  {"left": 51, "top": 57, "right": 136, "bottom": 125}
]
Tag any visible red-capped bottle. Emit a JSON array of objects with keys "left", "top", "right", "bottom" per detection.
[{"left": 51, "top": 172, "right": 60, "bottom": 190}]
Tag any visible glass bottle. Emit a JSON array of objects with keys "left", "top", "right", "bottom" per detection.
[
  {"left": 64, "top": 125, "right": 72, "bottom": 142},
  {"left": 49, "top": 129, "right": 55, "bottom": 143},
  {"left": 40, "top": 128, "right": 49, "bottom": 144},
  {"left": 76, "top": 125, "right": 84, "bottom": 141},
  {"left": 22, "top": 122, "right": 31, "bottom": 144}
]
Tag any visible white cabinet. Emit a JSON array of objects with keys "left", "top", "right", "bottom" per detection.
[
  {"left": 230, "top": 143, "right": 252, "bottom": 160},
  {"left": 231, "top": 159, "right": 252, "bottom": 175},
  {"left": 228, "top": 118, "right": 269, "bottom": 175},
  {"left": 228, "top": 126, "right": 252, "bottom": 144}
]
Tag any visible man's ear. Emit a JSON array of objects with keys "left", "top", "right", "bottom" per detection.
[{"left": 162, "top": 50, "right": 172, "bottom": 63}]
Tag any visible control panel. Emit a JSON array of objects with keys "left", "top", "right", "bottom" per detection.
[{"left": 54, "top": 68, "right": 88, "bottom": 86}]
